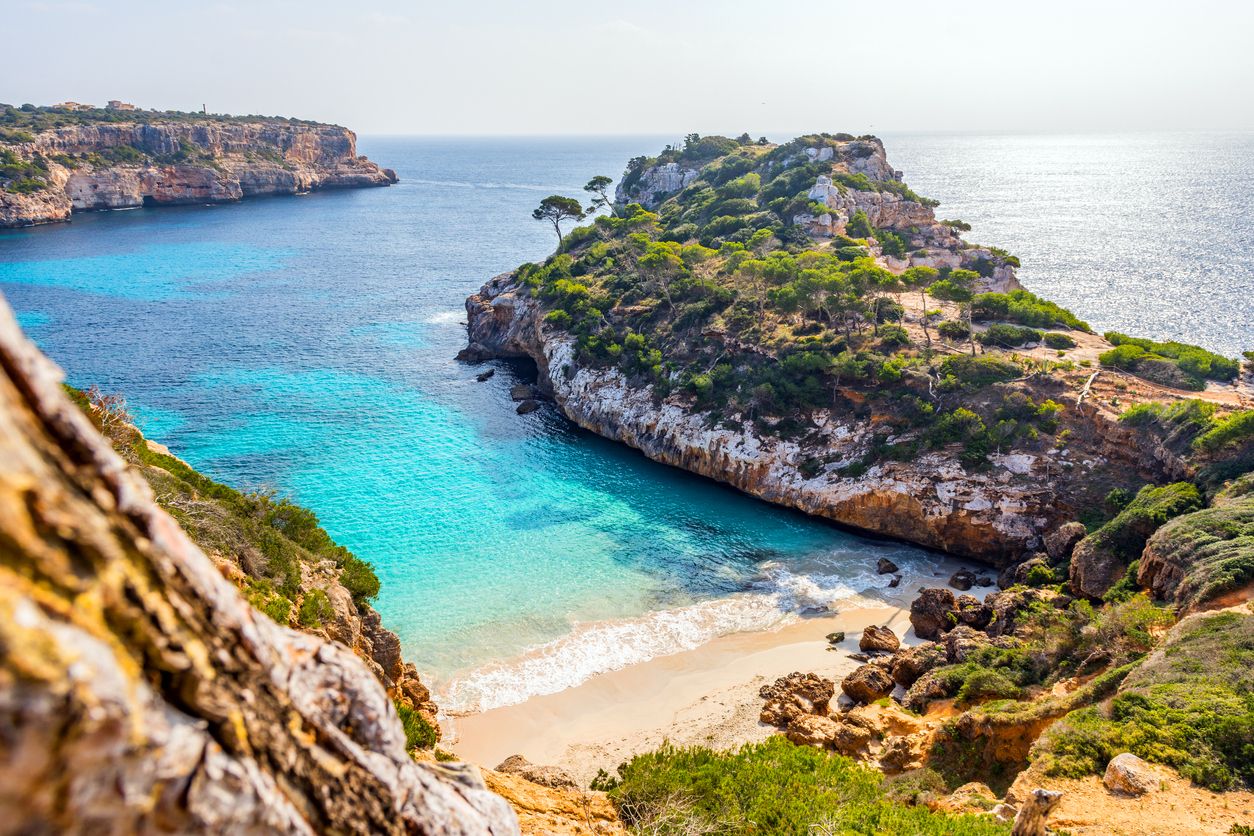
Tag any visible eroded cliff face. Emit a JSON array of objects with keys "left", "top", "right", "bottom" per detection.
[
  {"left": 465, "top": 273, "right": 1163, "bottom": 567},
  {"left": 0, "top": 298, "right": 516, "bottom": 834},
  {"left": 1, "top": 119, "right": 396, "bottom": 227}
]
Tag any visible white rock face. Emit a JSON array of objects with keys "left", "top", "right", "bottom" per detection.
[{"left": 616, "top": 162, "right": 698, "bottom": 207}]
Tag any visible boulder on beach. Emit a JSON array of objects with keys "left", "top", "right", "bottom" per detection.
[
  {"left": 949, "top": 569, "right": 976, "bottom": 591},
  {"left": 841, "top": 663, "right": 895, "bottom": 704},
  {"left": 909, "top": 588, "right": 958, "bottom": 640},
  {"left": 759, "top": 672, "right": 834, "bottom": 727},
  {"left": 859, "top": 625, "right": 900, "bottom": 654}
]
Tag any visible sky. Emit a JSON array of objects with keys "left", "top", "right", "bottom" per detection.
[{"left": 3, "top": 0, "right": 1253, "bottom": 135}]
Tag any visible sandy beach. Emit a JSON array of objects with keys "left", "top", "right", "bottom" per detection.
[{"left": 449, "top": 568, "right": 974, "bottom": 784}]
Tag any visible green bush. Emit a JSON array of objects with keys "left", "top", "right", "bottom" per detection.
[
  {"left": 938, "top": 354, "right": 1021, "bottom": 389},
  {"left": 937, "top": 319, "right": 971, "bottom": 341},
  {"left": 1101, "top": 331, "right": 1239, "bottom": 386},
  {"left": 1195, "top": 409, "right": 1254, "bottom": 453},
  {"left": 606, "top": 737, "right": 1010, "bottom": 835},
  {"left": 972, "top": 290, "right": 1090, "bottom": 331},
  {"left": 396, "top": 702, "right": 438, "bottom": 750},
  {"left": 1043, "top": 332, "right": 1076, "bottom": 349},
  {"left": 339, "top": 554, "right": 381, "bottom": 603},
  {"left": 297, "top": 588, "right": 335, "bottom": 628},
  {"left": 977, "top": 323, "right": 1042, "bottom": 347}
]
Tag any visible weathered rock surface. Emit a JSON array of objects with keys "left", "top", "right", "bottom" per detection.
[
  {"left": 910, "top": 587, "right": 958, "bottom": 640},
  {"left": 0, "top": 298, "right": 516, "bottom": 833},
  {"left": 482, "top": 770, "right": 622, "bottom": 835},
  {"left": 495, "top": 756, "right": 578, "bottom": 790},
  {"left": 841, "top": 663, "right": 896, "bottom": 704},
  {"left": 759, "top": 672, "right": 835, "bottom": 726},
  {"left": 889, "top": 642, "right": 945, "bottom": 687},
  {"left": 1, "top": 118, "right": 395, "bottom": 227},
  {"left": 949, "top": 568, "right": 977, "bottom": 590},
  {"left": 1102, "top": 753, "right": 1161, "bottom": 797},
  {"left": 1044, "top": 521, "right": 1087, "bottom": 561},
  {"left": 859, "top": 624, "right": 901, "bottom": 653}
]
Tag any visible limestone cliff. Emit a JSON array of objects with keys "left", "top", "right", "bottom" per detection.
[
  {"left": 465, "top": 272, "right": 1174, "bottom": 567},
  {"left": 1, "top": 109, "right": 396, "bottom": 228},
  {"left": 0, "top": 297, "right": 517, "bottom": 834}
]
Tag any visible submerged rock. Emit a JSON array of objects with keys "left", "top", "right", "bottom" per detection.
[
  {"left": 476, "top": 368, "right": 495, "bottom": 382},
  {"left": 949, "top": 569, "right": 977, "bottom": 591},
  {"left": 516, "top": 399, "right": 540, "bottom": 415}
]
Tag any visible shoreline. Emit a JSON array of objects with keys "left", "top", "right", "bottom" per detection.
[{"left": 448, "top": 569, "right": 965, "bottom": 785}]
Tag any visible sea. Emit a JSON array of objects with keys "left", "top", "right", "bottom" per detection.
[{"left": 1, "top": 132, "right": 1250, "bottom": 713}]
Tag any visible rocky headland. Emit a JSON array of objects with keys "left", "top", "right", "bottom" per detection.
[
  {"left": 465, "top": 133, "right": 1252, "bottom": 573},
  {"left": 0, "top": 103, "right": 396, "bottom": 228},
  {"left": 458, "top": 132, "right": 1254, "bottom": 834}
]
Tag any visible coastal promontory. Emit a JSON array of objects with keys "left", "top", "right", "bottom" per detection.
[{"left": 0, "top": 102, "right": 396, "bottom": 228}]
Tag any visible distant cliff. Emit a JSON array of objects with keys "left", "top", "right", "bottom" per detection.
[{"left": 0, "top": 103, "right": 396, "bottom": 228}]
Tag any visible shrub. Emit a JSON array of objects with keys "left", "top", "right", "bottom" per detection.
[
  {"left": 938, "top": 355, "right": 1021, "bottom": 389},
  {"left": 1036, "top": 611, "right": 1254, "bottom": 791},
  {"left": 297, "top": 588, "right": 335, "bottom": 628},
  {"left": 973, "top": 290, "right": 1090, "bottom": 331},
  {"left": 977, "top": 323, "right": 1042, "bottom": 347},
  {"left": 1195, "top": 409, "right": 1254, "bottom": 453},
  {"left": 1043, "top": 332, "right": 1076, "bottom": 349},
  {"left": 937, "top": 319, "right": 970, "bottom": 341},
  {"left": 878, "top": 324, "right": 910, "bottom": 347},
  {"left": 339, "top": 554, "right": 381, "bottom": 602},
  {"left": 607, "top": 737, "right": 1010, "bottom": 835},
  {"left": 396, "top": 702, "right": 438, "bottom": 750}
]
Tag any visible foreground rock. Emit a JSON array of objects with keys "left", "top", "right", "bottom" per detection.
[
  {"left": 841, "top": 663, "right": 895, "bottom": 704},
  {"left": 909, "top": 587, "right": 958, "bottom": 640},
  {"left": 483, "top": 770, "right": 622, "bottom": 836},
  {"left": 859, "top": 624, "right": 901, "bottom": 653},
  {"left": 0, "top": 299, "right": 516, "bottom": 833},
  {"left": 1, "top": 108, "right": 396, "bottom": 228},
  {"left": 1103, "top": 753, "right": 1162, "bottom": 797},
  {"left": 759, "top": 672, "right": 835, "bottom": 726}
]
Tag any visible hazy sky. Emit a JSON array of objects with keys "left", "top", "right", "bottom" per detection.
[{"left": 4, "top": 0, "right": 1252, "bottom": 135}]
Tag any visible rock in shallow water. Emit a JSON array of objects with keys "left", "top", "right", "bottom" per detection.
[
  {"left": 876, "top": 557, "right": 900, "bottom": 574},
  {"left": 516, "top": 400, "right": 540, "bottom": 415}
]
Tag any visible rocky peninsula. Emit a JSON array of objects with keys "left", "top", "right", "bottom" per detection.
[
  {"left": 454, "top": 132, "right": 1254, "bottom": 833},
  {"left": 0, "top": 103, "right": 396, "bottom": 228}
]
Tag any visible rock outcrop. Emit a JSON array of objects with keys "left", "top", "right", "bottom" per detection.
[
  {"left": 0, "top": 297, "right": 516, "bottom": 833},
  {"left": 1, "top": 115, "right": 396, "bottom": 227}
]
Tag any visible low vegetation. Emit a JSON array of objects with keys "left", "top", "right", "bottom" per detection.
[
  {"left": 1035, "top": 609, "right": 1254, "bottom": 791},
  {"left": 601, "top": 737, "right": 1009, "bottom": 835},
  {"left": 1100, "top": 331, "right": 1240, "bottom": 391}
]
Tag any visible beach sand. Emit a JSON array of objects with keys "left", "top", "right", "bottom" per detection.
[{"left": 449, "top": 572, "right": 960, "bottom": 785}]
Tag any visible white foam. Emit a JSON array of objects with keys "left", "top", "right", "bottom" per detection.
[
  {"left": 439, "top": 553, "right": 936, "bottom": 715},
  {"left": 424, "top": 310, "right": 465, "bottom": 325}
]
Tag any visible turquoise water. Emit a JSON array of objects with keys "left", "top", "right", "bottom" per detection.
[{"left": 2, "top": 134, "right": 1249, "bottom": 711}]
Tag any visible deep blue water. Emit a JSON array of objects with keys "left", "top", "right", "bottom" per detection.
[{"left": 2, "top": 133, "right": 1249, "bottom": 710}]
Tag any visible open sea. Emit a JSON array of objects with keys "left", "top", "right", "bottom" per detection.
[{"left": 1, "top": 133, "right": 1250, "bottom": 712}]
